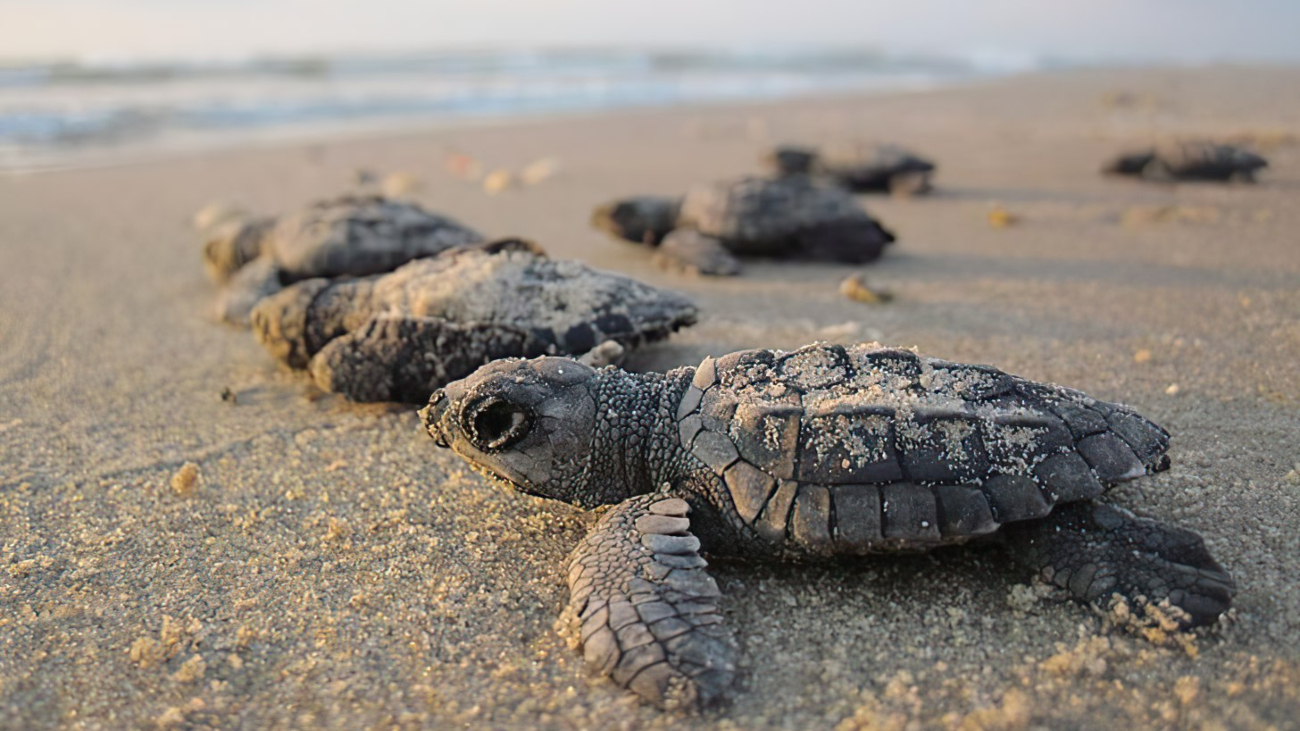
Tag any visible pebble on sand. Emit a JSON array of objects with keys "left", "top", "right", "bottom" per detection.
[
  {"left": 520, "top": 158, "right": 561, "bottom": 186},
  {"left": 840, "top": 273, "right": 895, "bottom": 304},
  {"left": 483, "top": 169, "right": 515, "bottom": 194},
  {"left": 987, "top": 204, "right": 1019, "bottom": 228},
  {"left": 170, "top": 462, "right": 200, "bottom": 496},
  {"left": 381, "top": 172, "right": 423, "bottom": 198}
]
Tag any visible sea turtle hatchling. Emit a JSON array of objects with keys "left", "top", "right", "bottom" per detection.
[
  {"left": 198, "top": 195, "right": 484, "bottom": 325},
  {"left": 420, "top": 342, "right": 1235, "bottom": 709},
  {"left": 591, "top": 175, "right": 895, "bottom": 276},
  {"left": 251, "top": 239, "right": 697, "bottom": 403},
  {"left": 766, "top": 143, "right": 938, "bottom": 195},
  {"left": 1103, "top": 141, "right": 1268, "bottom": 183}
]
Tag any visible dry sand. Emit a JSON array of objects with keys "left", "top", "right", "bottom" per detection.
[{"left": 2, "top": 66, "right": 1299, "bottom": 730}]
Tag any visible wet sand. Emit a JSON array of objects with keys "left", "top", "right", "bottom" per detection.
[{"left": 2, "top": 66, "right": 1299, "bottom": 730}]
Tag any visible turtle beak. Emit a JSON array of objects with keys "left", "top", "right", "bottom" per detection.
[{"left": 420, "top": 389, "right": 451, "bottom": 449}]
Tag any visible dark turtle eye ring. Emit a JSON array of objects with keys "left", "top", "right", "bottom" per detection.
[{"left": 464, "top": 397, "right": 534, "bottom": 452}]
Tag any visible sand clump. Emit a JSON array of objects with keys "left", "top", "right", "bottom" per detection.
[{"left": 170, "top": 462, "right": 200, "bottom": 496}]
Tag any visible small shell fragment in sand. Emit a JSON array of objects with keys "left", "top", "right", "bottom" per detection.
[
  {"left": 1165, "top": 383, "right": 1181, "bottom": 396},
  {"left": 840, "top": 273, "right": 894, "bottom": 304},
  {"left": 382, "top": 171, "right": 423, "bottom": 198},
  {"left": 520, "top": 157, "right": 561, "bottom": 186},
  {"left": 170, "top": 462, "right": 200, "bottom": 496},
  {"left": 445, "top": 152, "right": 483, "bottom": 181},
  {"left": 483, "top": 169, "right": 515, "bottom": 194},
  {"left": 987, "top": 205, "right": 1019, "bottom": 228}
]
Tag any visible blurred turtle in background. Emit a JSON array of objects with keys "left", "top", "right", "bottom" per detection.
[
  {"left": 592, "top": 175, "right": 895, "bottom": 277},
  {"left": 1103, "top": 141, "right": 1268, "bottom": 183},
  {"left": 766, "top": 143, "right": 937, "bottom": 195},
  {"left": 196, "top": 195, "right": 483, "bottom": 325},
  {"left": 251, "top": 238, "right": 697, "bottom": 403}
]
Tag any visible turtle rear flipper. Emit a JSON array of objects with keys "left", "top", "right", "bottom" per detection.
[
  {"left": 1007, "top": 501, "right": 1234, "bottom": 627},
  {"left": 567, "top": 493, "right": 737, "bottom": 710},
  {"left": 308, "top": 315, "right": 551, "bottom": 404}
]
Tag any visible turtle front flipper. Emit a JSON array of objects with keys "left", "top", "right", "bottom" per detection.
[
  {"left": 201, "top": 215, "right": 276, "bottom": 283},
  {"left": 308, "top": 315, "right": 550, "bottom": 403},
  {"left": 1006, "top": 502, "right": 1234, "bottom": 628},
  {"left": 566, "top": 494, "right": 737, "bottom": 710},
  {"left": 654, "top": 230, "right": 742, "bottom": 276}
]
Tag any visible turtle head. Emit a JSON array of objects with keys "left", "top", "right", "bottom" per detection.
[
  {"left": 200, "top": 214, "right": 276, "bottom": 283},
  {"left": 422, "top": 356, "right": 614, "bottom": 507}
]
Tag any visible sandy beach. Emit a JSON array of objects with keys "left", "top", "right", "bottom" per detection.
[{"left": 2, "top": 66, "right": 1299, "bottom": 730}]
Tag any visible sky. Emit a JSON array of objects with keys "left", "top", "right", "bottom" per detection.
[{"left": 1, "top": 0, "right": 1297, "bottom": 64}]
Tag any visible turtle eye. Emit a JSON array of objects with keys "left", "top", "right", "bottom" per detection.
[{"left": 465, "top": 397, "right": 533, "bottom": 452}]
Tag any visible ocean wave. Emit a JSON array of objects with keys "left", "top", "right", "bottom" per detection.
[{"left": 0, "top": 47, "right": 1029, "bottom": 164}]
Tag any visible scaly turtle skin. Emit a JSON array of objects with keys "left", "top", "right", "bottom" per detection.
[
  {"left": 199, "top": 195, "right": 483, "bottom": 325},
  {"left": 591, "top": 175, "right": 895, "bottom": 277},
  {"left": 251, "top": 239, "right": 697, "bottom": 403},
  {"left": 767, "top": 143, "right": 937, "bottom": 195},
  {"left": 1103, "top": 142, "right": 1268, "bottom": 183},
  {"left": 420, "top": 342, "right": 1235, "bottom": 710}
]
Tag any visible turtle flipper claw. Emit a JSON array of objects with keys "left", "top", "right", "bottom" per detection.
[{"left": 1009, "top": 501, "right": 1234, "bottom": 628}]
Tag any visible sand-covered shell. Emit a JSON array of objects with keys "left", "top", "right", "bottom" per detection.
[
  {"left": 674, "top": 343, "right": 1170, "bottom": 553},
  {"left": 251, "top": 242, "right": 698, "bottom": 402},
  {"left": 267, "top": 195, "right": 484, "bottom": 280},
  {"left": 676, "top": 176, "right": 888, "bottom": 252}
]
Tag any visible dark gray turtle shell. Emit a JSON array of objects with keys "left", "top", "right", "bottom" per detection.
[
  {"left": 1104, "top": 142, "right": 1267, "bottom": 181},
  {"left": 327, "top": 247, "right": 698, "bottom": 352},
  {"left": 252, "top": 243, "right": 699, "bottom": 402},
  {"left": 676, "top": 176, "right": 880, "bottom": 253},
  {"left": 1150, "top": 142, "right": 1267, "bottom": 179},
  {"left": 269, "top": 195, "right": 484, "bottom": 280},
  {"left": 767, "top": 144, "right": 936, "bottom": 192},
  {"left": 675, "top": 343, "right": 1170, "bottom": 553}
]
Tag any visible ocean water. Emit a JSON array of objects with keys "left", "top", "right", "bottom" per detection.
[{"left": 0, "top": 48, "right": 1029, "bottom": 170}]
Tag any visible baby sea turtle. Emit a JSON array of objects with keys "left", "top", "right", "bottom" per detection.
[
  {"left": 1103, "top": 142, "right": 1268, "bottom": 183},
  {"left": 420, "top": 342, "right": 1234, "bottom": 709},
  {"left": 251, "top": 239, "right": 697, "bottom": 403},
  {"left": 767, "top": 143, "right": 937, "bottom": 195},
  {"left": 591, "top": 175, "right": 895, "bottom": 276},
  {"left": 199, "top": 195, "right": 483, "bottom": 325}
]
